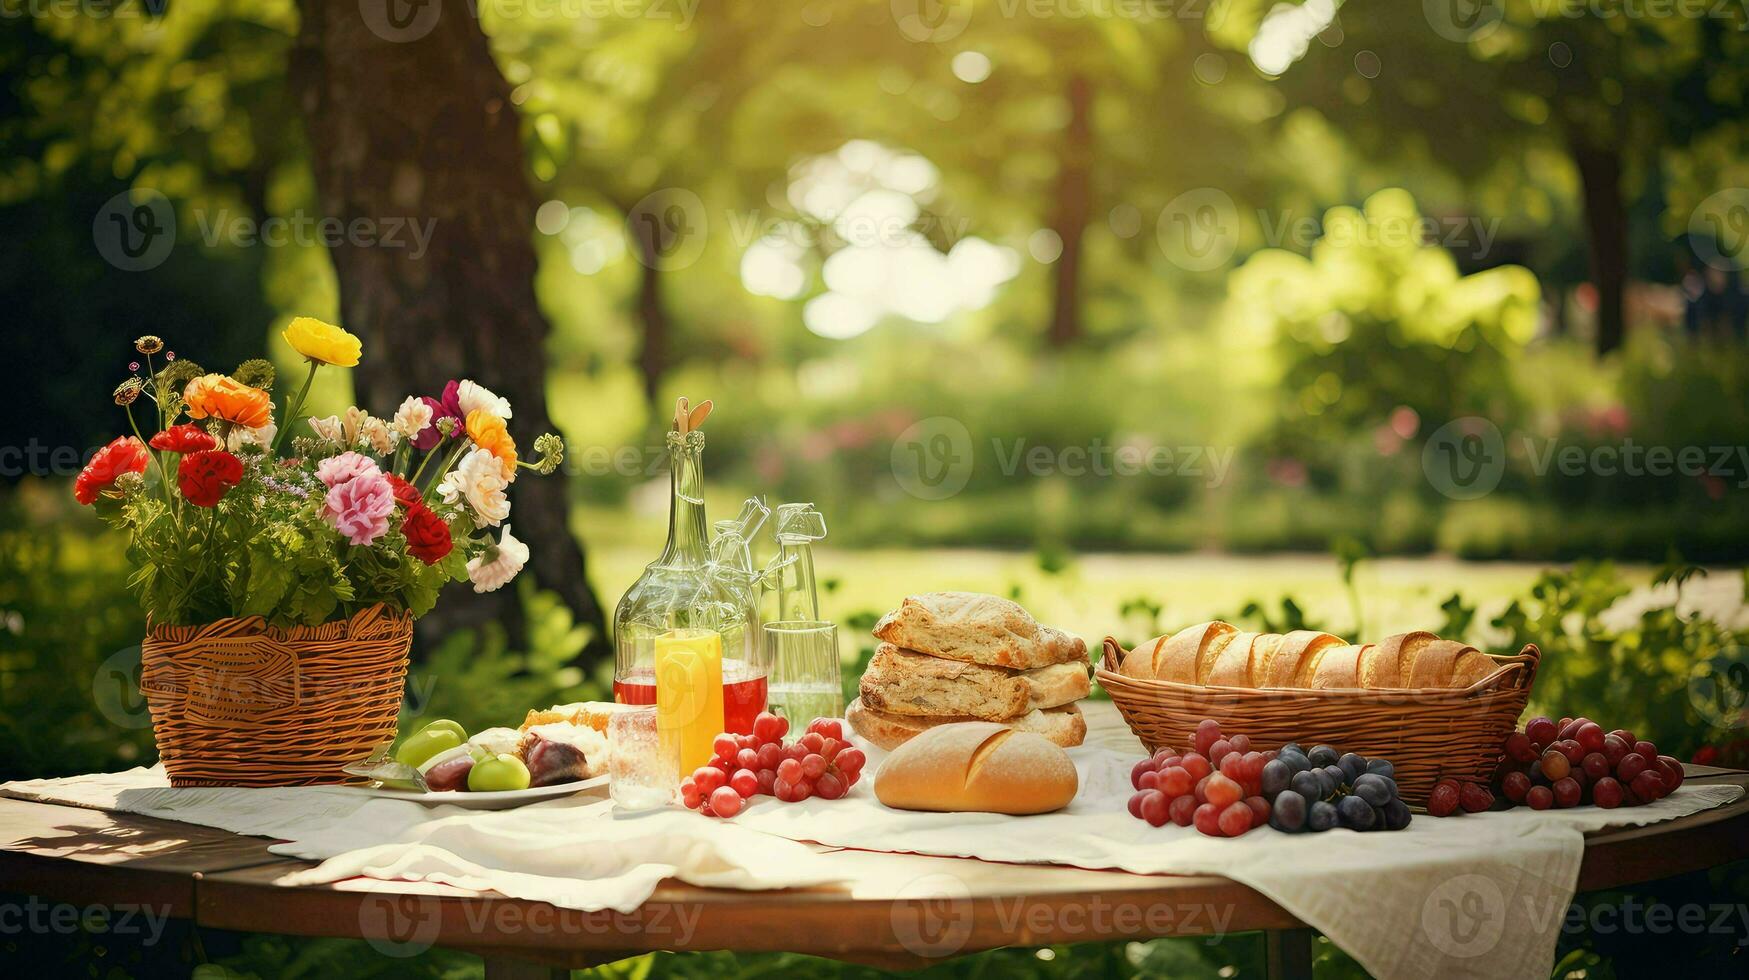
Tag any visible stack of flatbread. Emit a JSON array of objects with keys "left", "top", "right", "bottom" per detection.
[{"left": 847, "top": 592, "right": 1090, "bottom": 750}]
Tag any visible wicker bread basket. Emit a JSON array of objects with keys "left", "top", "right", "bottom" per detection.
[
  {"left": 1096, "top": 638, "right": 1540, "bottom": 806},
  {"left": 140, "top": 603, "right": 412, "bottom": 787}
]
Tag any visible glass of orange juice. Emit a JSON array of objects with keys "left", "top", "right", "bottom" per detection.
[{"left": 654, "top": 627, "right": 725, "bottom": 774}]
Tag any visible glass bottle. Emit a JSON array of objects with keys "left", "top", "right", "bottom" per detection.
[{"left": 612, "top": 430, "right": 768, "bottom": 734}]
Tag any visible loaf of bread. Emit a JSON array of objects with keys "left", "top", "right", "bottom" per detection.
[
  {"left": 873, "top": 722, "right": 1079, "bottom": 814},
  {"left": 848, "top": 697, "right": 1087, "bottom": 751},
  {"left": 1108, "top": 624, "right": 1501, "bottom": 690},
  {"left": 860, "top": 643, "right": 1090, "bottom": 721},
  {"left": 873, "top": 592, "right": 1087, "bottom": 669}
]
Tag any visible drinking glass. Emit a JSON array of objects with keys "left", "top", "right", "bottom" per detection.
[
  {"left": 608, "top": 705, "right": 679, "bottom": 811},
  {"left": 763, "top": 621, "right": 844, "bottom": 724}
]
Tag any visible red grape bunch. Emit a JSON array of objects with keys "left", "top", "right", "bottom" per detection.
[
  {"left": 1127, "top": 719, "right": 1278, "bottom": 837},
  {"left": 680, "top": 713, "right": 866, "bottom": 818},
  {"left": 1428, "top": 714, "right": 1685, "bottom": 816}
]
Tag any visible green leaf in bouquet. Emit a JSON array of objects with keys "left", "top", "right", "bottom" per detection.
[
  {"left": 241, "top": 545, "right": 294, "bottom": 619},
  {"left": 231, "top": 358, "right": 276, "bottom": 392},
  {"left": 439, "top": 547, "right": 469, "bottom": 582}
]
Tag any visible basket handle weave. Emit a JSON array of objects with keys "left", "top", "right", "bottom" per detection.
[
  {"left": 1465, "top": 642, "right": 1540, "bottom": 694},
  {"left": 1101, "top": 637, "right": 1128, "bottom": 672},
  {"left": 140, "top": 619, "right": 303, "bottom": 730}
]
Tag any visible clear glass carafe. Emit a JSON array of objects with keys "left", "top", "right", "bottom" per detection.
[
  {"left": 763, "top": 502, "right": 844, "bottom": 722},
  {"left": 612, "top": 430, "right": 768, "bottom": 734}
]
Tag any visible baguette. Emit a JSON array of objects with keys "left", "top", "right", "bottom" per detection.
[
  {"left": 1359, "top": 630, "right": 1435, "bottom": 688},
  {"left": 1400, "top": 636, "right": 1499, "bottom": 689},
  {"left": 873, "top": 722, "right": 1078, "bottom": 815},
  {"left": 1109, "top": 622, "right": 1501, "bottom": 691},
  {"left": 1116, "top": 633, "right": 1171, "bottom": 682},
  {"left": 1256, "top": 630, "right": 1345, "bottom": 688},
  {"left": 873, "top": 592, "right": 1087, "bottom": 669},
  {"left": 1205, "top": 631, "right": 1261, "bottom": 687},
  {"left": 1304, "top": 643, "right": 1367, "bottom": 689},
  {"left": 847, "top": 698, "right": 1086, "bottom": 751}
]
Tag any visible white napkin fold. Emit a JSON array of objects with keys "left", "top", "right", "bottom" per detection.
[
  {"left": 275, "top": 798, "right": 847, "bottom": 912},
  {"left": 0, "top": 767, "right": 844, "bottom": 913}
]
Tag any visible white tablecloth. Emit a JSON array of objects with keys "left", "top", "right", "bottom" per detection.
[{"left": 4, "top": 750, "right": 1740, "bottom": 980}]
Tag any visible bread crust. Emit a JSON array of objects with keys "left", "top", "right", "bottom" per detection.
[
  {"left": 1307, "top": 643, "right": 1367, "bottom": 689},
  {"left": 1206, "top": 631, "right": 1260, "bottom": 687},
  {"left": 1404, "top": 638, "right": 1499, "bottom": 689},
  {"left": 847, "top": 698, "right": 1086, "bottom": 751},
  {"left": 872, "top": 592, "right": 1087, "bottom": 669},
  {"left": 1361, "top": 631, "right": 1436, "bottom": 688},
  {"left": 860, "top": 643, "right": 1030, "bottom": 720},
  {"left": 1154, "top": 621, "right": 1234, "bottom": 684},
  {"left": 1258, "top": 630, "right": 1344, "bottom": 688},
  {"left": 873, "top": 722, "right": 1079, "bottom": 815},
  {"left": 1117, "top": 634, "right": 1170, "bottom": 681}
]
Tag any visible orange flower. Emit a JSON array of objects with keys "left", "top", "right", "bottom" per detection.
[
  {"left": 464, "top": 409, "right": 518, "bottom": 481},
  {"left": 183, "top": 374, "right": 273, "bottom": 429}
]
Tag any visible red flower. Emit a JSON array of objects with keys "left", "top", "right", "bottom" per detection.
[
  {"left": 149, "top": 423, "right": 218, "bottom": 454},
  {"left": 385, "top": 473, "right": 422, "bottom": 509},
  {"left": 402, "top": 502, "right": 453, "bottom": 565},
  {"left": 177, "top": 450, "right": 244, "bottom": 507},
  {"left": 74, "top": 437, "right": 150, "bottom": 505}
]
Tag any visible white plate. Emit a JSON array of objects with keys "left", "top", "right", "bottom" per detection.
[{"left": 333, "top": 774, "right": 608, "bottom": 810}]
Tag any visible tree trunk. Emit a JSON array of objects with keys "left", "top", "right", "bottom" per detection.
[
  {"left": 1046, "top": 73, "right": 1093, "bottom": 349},
  {"left": 291, "top": 0, "right": 611, "bottom": 663},
  {"left": 627, "top": 206, "right": 671, "bottom": 406},
  {"left": 1571, "top": 140, "right": 1628, "bottom": 355}
]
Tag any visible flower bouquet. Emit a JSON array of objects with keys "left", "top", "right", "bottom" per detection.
[{"left": 78, "top": 319, "right": 563, "bottom": 786}]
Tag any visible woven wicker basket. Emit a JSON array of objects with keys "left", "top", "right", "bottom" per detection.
[
  {"left": 1096, "top": 638, "right": 1540, "bottom": 806},
  {"left": 139, "top": 603, "right": 412, "bottom": 787}
]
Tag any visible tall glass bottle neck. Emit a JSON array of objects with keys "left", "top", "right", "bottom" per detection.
[
  {"left": 776, "top": 540, "right": 819, "bottom": 622},
  {"left": 658, "top": 432, "right": 709, "bottom": 566}
]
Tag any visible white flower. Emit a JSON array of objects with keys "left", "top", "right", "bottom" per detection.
[
  {"left": 227, "top": 422, "right": 277, "bottom": 452},
  {"left": 308, "top": 406, "right": 368, "bottom": 447},
  {"left": 361, "top": 416, "right": 397, "bottom": 455},
  {"left": 436, "top": 447, "right": 511, "bottom": 526},
  {"left": 468, "top": 525, "right": 528, "bottom": 593},
  {"left": 307, "top": 414, "right": 343, "bottom": 444},
  {"left": 391, "top": 395, "right": 433, "bottom": 440},
  {"left": 456, "top": 380, "right": 512, "bottom": 419}
]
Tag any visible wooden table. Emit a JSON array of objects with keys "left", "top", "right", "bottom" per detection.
[{"left": 3, "top": 703, "right": 1747, "bottom": 979}]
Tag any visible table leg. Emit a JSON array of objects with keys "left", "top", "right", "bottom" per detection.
[
  {"left": 481, "top": 954, "right": 568, "bottom": 980},
  {"left": 1264, "top": 927, "right": 1315, "bottom": 980}
]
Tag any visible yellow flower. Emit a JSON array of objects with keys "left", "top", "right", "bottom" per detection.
[
  {"left": 184, "top": 374, "right": 274, "bottom": 429},
  {"left": 282, "top": 316, "right": 361, "bottom": 367},
  {"left": 465, "top": 409, "right": 518, "bottom": 482}
]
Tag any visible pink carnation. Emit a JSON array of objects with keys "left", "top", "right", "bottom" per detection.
[
  {"left": 316, "top": 451, "right": 382, "bottom": 488},
  {"left": 323, "top": 472, "right": 396, "bottom": 546}
]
